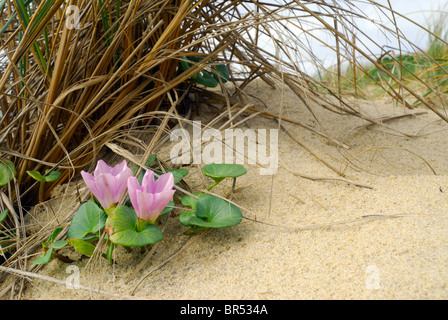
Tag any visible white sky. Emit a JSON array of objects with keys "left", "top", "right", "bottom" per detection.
[
  {"left": 361, "top": 0, "right": 447, "bottom": 49},
  {"left": 253, "top": 0, "right": 448, "bottom": 75}
]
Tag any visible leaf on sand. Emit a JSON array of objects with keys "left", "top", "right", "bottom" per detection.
[
  {"left": 67, "top": 238, "right": 96, "bottom": 256},
  {"left": 180, "top": 194, "right": 242, "bottom": 229},
  {"left": 66, "top": 200, "right": 106, "bottom": 239},
  {"left": 201, "top": 164, "right": 246, "bottom": 183},
  {"left": 31, "top": 249, "right": 53, "bottom": 265}
]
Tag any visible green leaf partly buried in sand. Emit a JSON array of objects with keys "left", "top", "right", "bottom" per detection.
[
  {"left": 180, "top": 194, "right": 242, "bottom": 229},
  {"left": 31, "top": 249, "right": 53, "bottom": 265},
  {"left": 181, "top": 193, "right": 208, "bottom": 210},
  {"left": 202, "top": 164, "right": 246, "bottom": 182},
  {"left": 181, "top": 195, "right": 197, "bottom": 209},
  {"left": 0, "top": 160, "right": 16, "bottom": 186},
  {"left": 201, "top": 164, "right": 247, "bottom": 190},
  {"left": 32, "top": 228, "right": 68, "bottom": 265},
  {"left": 67, "top": 238, "right": 96, "bottom": 257},
  {"left": 105, "top": 205, "right": 163, "bottom": 247},
  {"left": 179, "top": 210, "right": 196, "bottom": 227},
  {"left": 66, "top": 200, "right": 107, "bottom": 240},
  {"left": 51, "top": 240, "right": 68, "bottom": 250},
  {"left": 45, "top": 227, "right": 63, "bottom": 246}
]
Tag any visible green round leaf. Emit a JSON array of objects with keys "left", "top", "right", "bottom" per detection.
[
  {"left": 0, "top": 160, "right": 16, "bottom": 186},
  {"left": 31, "top": 249, "right": 53, "bottom": 265},
  {"left": 181, "top": 193, "right": 207, "bottom": 210},
  {"left": 201, "top": 164, "right": 247, "bottom": 182},
  {"left": 50, "top": 240, "right": 68, "bottom": 250},
  {"left": 67, "top": 238, "right": 96, "bottom": 256},
  {"left": 44, "top": 227, "right": 63, "bottom": 248},
  {"left": 66, "top": 200, "right": 106, "bottom": 239},
  {"left": 106, "top": 205, "right": 163, "bottom": 247},
  {"left": 181, "top": 195, "right": 197, "bottom": 208},
  {"left": 179, "top": 210, "right": 196, "bottom": 226},
  {"left": 186, "top": 194, "right": 243, "bottom": 228}
]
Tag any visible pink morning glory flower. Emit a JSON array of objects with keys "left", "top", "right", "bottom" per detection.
[
  {"left": 81, "top": 160, "right": 132, "bottom": 210},
  {"left": 127, "top": 170, "right": 175, "bottom": 224}
]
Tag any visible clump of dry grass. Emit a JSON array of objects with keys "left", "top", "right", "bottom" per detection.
[{"left": 1, "top": 0, "right": 447, "bottom": 299}]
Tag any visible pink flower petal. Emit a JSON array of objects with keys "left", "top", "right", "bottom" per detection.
[
  {"left": 154, "top": 172, "right": 174, "bottom": 193},
  {"left": 94, "top": 173, "right": 117, "bottom": 209},
  {"left": 135, "top": 190, "right": 155, "bottom": 221},
  {"left": 141, "top": 170, "right": 155, "bottom": 193},
  {"left": 112, "top": 160, "right": 127, "bottom": 176},
  {"left": 127, "top": 176, "right": 142, "bottom": 213},
  {"left": 94, "top": 159, "right": 113, "bottom": 176},
  {"left": 81, "top": 170, "right": 102, "bottom": 199},
  {"left": 114, "top": 165, "right": 132, "bottom": 200},
  {"left": 127, "top": 170, "right": 175, "bottom": 223},
  {"left": 82, "top": 160, "right": 132, "bottom": 210},
  {"left": 81, "top": 170, "right": 94, "bottom": 187},
  {"left": 153, "top": 190, "right": 175, "bottom": 215}
]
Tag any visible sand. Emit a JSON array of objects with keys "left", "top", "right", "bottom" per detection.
[{"left": 18, "top": 80, "right": 448, "bottom": 300}]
